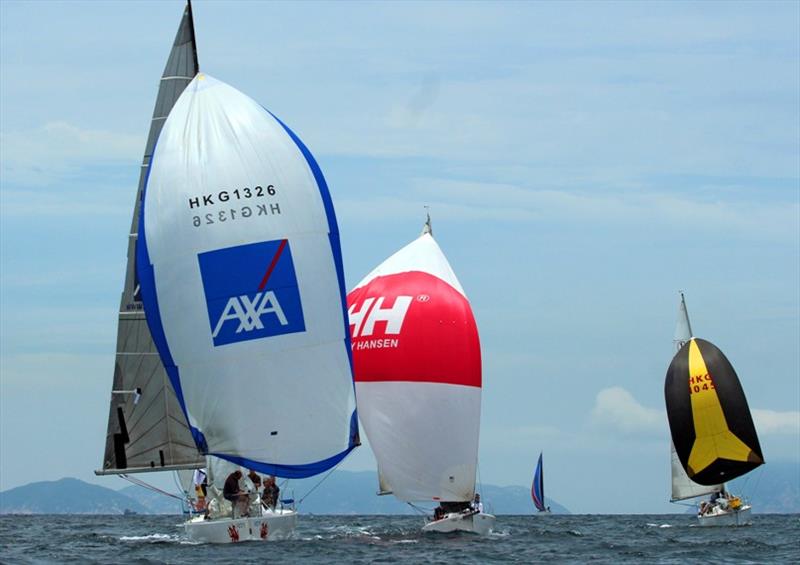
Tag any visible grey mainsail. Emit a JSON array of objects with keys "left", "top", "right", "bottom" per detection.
[{"left": 97, "top": 1, "right": 203, "bottom": 475}]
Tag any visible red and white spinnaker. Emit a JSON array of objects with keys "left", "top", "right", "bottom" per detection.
[{"left": 347, "top": 224, "right": 481, "bottom": 503}]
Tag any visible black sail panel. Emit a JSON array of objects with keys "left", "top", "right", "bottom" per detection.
[
  {"left": 664, "top": 338, "right": 763, "bottom": 486},
  {"left": 99, "top": 1, "right": 204, "bottom": 474}
]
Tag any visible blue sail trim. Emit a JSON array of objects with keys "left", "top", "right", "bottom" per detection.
[
  {"left": 269, "top": 109, "right": 360, "bottom": 450},
  {"left": 209, "top": 442, "right": 357, "bottom": 479}
]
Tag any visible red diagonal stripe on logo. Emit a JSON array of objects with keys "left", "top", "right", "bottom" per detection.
[{"left": 258, "top": 239, "right": 288, "bottom": 291}]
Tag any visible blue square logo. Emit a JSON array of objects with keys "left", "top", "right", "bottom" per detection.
[{"left": 198, "top": 239, "right": 306, "bottom": 346}]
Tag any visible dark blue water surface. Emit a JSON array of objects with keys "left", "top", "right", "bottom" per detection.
[{"left": 1, "top": 514, "right": 798, "bottom": 563}]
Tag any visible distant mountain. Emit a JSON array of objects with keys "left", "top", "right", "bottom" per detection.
[
  {"left": 480, "top": 483, "right": 570, "bottom": 515},
  {"left": 728, "top": 460, "right": 800, "bottom": 513},
  {"left": 272, "top": 470, "right": 571, "bottom": 515},
  {"left": 0, "top": 472, "right": 569, "bottom": 515},
  {"left": 119, "top": 484, "right": 189, "bottom": 515},
  {"left": 0, "top": 478, "right": 147, "bottom": 515},
  {"left": 3, "top": 464, "right": 794, "bottom": 515}
]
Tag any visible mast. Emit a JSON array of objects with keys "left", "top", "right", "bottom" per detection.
[
  {"left": 421, "top": 207, "right": 433, "bottom": 236},
  {"left": 97, "top": 1, "right": 203, "bottom": 475}
]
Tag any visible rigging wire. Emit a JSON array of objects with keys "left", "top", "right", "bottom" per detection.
[
  {"left": 743, "top": 464, "right": 766, "bottom": 502},
  {"left": 118, "top": 473, "right": 185, "bottom": 502},
  {"left": 296, "top": 458, "right": 346, "bottom": 506},
  {"left": 172, "top": 470, "right": 192, "bottom": 514},
  {"left": 406, "top": 502, "right": 431, "bottom": 516},
  {"left": 477, "top": 461, "right": 488, "bottom": 512},
  {"left": 172, "top": 470, "right": 188, "bottom": 496}
]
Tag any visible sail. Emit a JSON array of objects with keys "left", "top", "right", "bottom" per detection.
[
  {"left": 137, "top": 74, "right": 359, "bottom": 479},
  {"left": 531, "top": 453, "right": 546, "bottom": 511},
  {"left": 99, "top": 1, "right": 203, "bottom": 474},
  {"left": 665, "top": 338, "right": 764, "bottom": 485},
  {"left": 673, "top": 292, "right": 693, "bottom": 352},
  {"left": 348, "top": 231, "right": 481, "bottom": 502},
  {"left": 670, "top": 442, "right": 720, "bottom": 501},
  {"left": 668, "top": 292, "right": 723, "bottom": 498}
]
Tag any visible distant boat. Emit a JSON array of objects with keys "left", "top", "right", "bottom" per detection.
[
  {"left": 531, "top": 453, "right": 550, "bottom": 513},
  {"left": 665, "top": 292, "right": 764, "bottom": 526},
  {"left": 97, "top": 0, "right": 359, "bottom": 543},
  {"left": 347, "top": 216, "right": 495, "bottom": 535}
]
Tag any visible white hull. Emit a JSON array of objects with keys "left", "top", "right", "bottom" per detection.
[
  {"left": 185, "top": 508, "right": 297, "bottom": 543},
  {"left": 697, "top": 504, "right": 752, "bottom": 527},
  {"left": 422, "top": 511, "right": 495, "bottom": 535}
]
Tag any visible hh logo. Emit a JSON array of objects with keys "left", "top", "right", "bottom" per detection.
[
  {"left": 348, "top": 295, "right": 412, "bottom": 338},
  {"left": 199, "top": 239, "right": 305, "bottom": 346}
]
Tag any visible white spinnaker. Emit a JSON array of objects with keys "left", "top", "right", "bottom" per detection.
[
  {"left": 141, "top": 74, "right": 355, "bottom": 472},
  {"left": 357, "top": 382, "right": 480, "bottom": 502},
  {"left": 669, "top": 292, "right": 722, "bottom": 500},
  {"left": 354, "top": 234, "right": 465, "bottom": 295},
  {"left": 352, "top": 234, "right": 480, "bottom": 502}
]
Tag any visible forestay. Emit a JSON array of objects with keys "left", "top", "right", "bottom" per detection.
[
  {"left": 348, "top": 231, "right": 481, "bottom": 502},
  {"left": 138, "top": 74, "right": 358, "bottom": 478}
]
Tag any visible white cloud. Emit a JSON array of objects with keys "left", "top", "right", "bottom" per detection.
[
  {"left": 338, "top": 177, "right": 797, "bottom": 242},
  {"left": 753, "top": 409, "right": 800, "bottom": 436},
  {"left": 0, "top": 121, "right": 141, "bottom": 185},
  {"left": 0, "top": 186, "right": 132, "bottom": 217},
  {"left": 591, "top": 387, "right": 665, "bottom": 435},
  {"left": 589, "top": 387, "right": 800, "bottom": 440}
]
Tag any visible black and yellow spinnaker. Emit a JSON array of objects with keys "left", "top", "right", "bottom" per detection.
[{"left": 664, "top": 338, "right": 763, "bottom": 486}]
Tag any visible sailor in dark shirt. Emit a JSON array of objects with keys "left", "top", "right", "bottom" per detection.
[{"left": 223, "top": 470, "right": 247, "bottom": 517}]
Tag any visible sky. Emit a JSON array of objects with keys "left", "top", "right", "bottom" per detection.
[{"left": 1, "top": 0, "right": 798, "bottom": 514}]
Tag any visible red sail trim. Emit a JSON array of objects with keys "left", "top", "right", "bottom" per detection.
[{"left": 347, "top": 271, "right": 481, "bottom": 389}]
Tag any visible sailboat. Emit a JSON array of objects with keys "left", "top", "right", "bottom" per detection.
[
  {"left": 531, "top": 452, "right": 549, "bottom": 513},
  {"left": 98, "top": 2, "right": 359, "bottom": 543},
  {"left": 347, "top": 217, "right": 495, "bottom": 535},
  {"left": 665, "top": 292, "right": 764, "bottom": 526}
]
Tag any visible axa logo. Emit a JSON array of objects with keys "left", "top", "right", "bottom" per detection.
[
  {"left": 211, "top": 291, "right": 288, "bottom": 338},
  {"left": 199, "top": 239, "right": 305, "bottom": 346},
  {"left": 348, "top": 295, "right": 412, "bottom": 338}
]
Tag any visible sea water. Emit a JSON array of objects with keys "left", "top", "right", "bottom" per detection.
[{"left": 1, "top": 514, "right": 798, "bottom": 563}]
